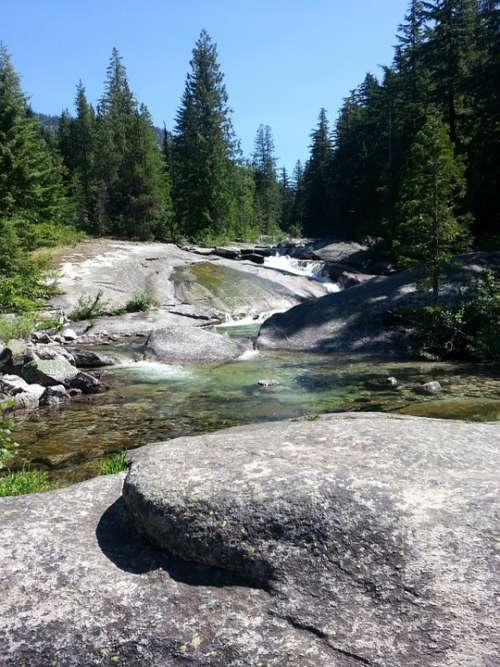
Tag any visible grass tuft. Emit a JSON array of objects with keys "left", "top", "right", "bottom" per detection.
[
  {"left": 125, "top": 288, "right": 159, "bottom": 313},
  {"left": 99, "top": 451, "right": 128, "bottom": 475},
  {"left": 0, "top": 469, "right": 55, "bottom": 497}
]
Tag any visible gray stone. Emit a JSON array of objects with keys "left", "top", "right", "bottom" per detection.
[
  {"left": 61, "top": 327, "right": 78, "bottom": 341},
  {"left": 123, "top": 413, "right": 500, "bottom": 666},
  {"left": 421, "top": 381, "right": 442, "bottom": 395},
  {"left": 1, "top": 414, "right": 499, "bottom": 665},
  {"left": 145, "top": 326, "right": 245, "bottom": 363},
  {"left": 258, "top": 252, "right": 500, "bottom": 355},
  {"left": 31, "top": 344, "right": 76, "bottom": 365},
  {"left": 322, "top": 262, "right": 375, "bottom": 288},
  {"left": 21, "top": 355, "right": 79, "bottom": 387},
  {"left": 69, "top": 371, "right": 105, "bottom": 394},
  {"left": 68, "top": 348, "right": 115, "bottom": 368},
  {"left": 40, "top": 384, "right": 71, "bottom": 407},
  {"left": 0, "top": 374, "right": 45, "bottom": 410}
]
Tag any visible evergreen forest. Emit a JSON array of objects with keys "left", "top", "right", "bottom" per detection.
[{"left": 1, "top": 0, "right": 499, "bottom": 307}]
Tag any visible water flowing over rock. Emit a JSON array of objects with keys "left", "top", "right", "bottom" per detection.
[
  {"left": 258, "top": 252, "right": 500, "bottom": 354},
  {"left": 1, "top": 413, "right": 498, "bottom": 665}
]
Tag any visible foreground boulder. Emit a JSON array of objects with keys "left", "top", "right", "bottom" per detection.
[
  {"left": 123, "top": 413, "right": 500, "bottom": 666},
  {"left": 258, "top": 252, "right": 500, "bottom": 354},
  {"left": 1, "top": 413, "right": 498, "bottom": 666},
  {"left": 145, "top": 326, "right": 246, "bottom": 363}
]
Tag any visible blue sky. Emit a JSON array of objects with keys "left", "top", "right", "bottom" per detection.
[{"left": 4, "top": 0, "right": 408, "bottom": 170}]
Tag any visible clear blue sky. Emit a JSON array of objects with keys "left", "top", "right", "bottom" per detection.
[{"left": 4, "top": 0, "right": 407, "bottom": 171}]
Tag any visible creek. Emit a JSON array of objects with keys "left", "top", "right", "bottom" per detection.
[{"left": 10, "top": 321, "right": 500, "bottom": 486}]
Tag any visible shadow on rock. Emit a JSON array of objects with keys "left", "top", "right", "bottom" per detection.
[{"left": 96, "top": 496, "right": 257, "bottom": 589}]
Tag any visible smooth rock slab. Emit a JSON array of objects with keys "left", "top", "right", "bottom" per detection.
[
  {"left": 0, "top": 474, "right": 339, "bottom": 666},
  {"left": 124, "top": 413, "right": 500, "bottom": 666},
  {"left": 145, "top": 326, "right": 246, "bottom": 363}
]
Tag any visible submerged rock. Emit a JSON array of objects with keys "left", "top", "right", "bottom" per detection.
[
  {"left": 421, "top": 381, "right": 443, "bottom": 395},
  {"left": 40, "top": 384, "right": 71, "bottom": 407},
  {"left": 145, "top": 326, "right": 245, "bottom": 363}
]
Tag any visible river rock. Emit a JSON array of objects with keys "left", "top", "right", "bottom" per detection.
[
  {"left": 145, "top": 326, "right": 245, "bottom": 363},
  {"left": 421, "top": 381, "right": 442, "bottom": 395},
  {"left": 0, "top": 374, "right": 45, "bottom": 410},
  {"left": 69, "top": 371, "right": 105, "bottom": 394},
  {"left": 21, "top": 355, "right": 79, "bottom": 387},
  {"left": 257, "top": 378, "right": 280, "bottom": 387},
  {"left": 322, "top": 262, "right": 375, "bottom": 288},
  {"left": 61, "top": 327, "right": 78, "bottom": 341},
  {"left": 40, "top": 384, "right": 71, "bottom": 407},
  {"left": 69, "top": 348, "right": 115, "bottom": 368},
  {"left": 258, "top": 252, "right": 500, "bottom": 355}
]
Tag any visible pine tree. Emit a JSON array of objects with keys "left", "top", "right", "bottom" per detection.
[
  {"left": 92, "top": 48, "right": 170, "bottom": 239},
  {"left": 279, "top": 167, "right": 295, "bottom": 232},
  {"left": 467, "top": 0, "right": 500, "bottom": 239},
  {"left": 172, "top": 31, "right": 237, "bottom": 243},
  {"left": 423, "top": 0, "right": 478, "bottom": 145},
  {"left": 289, "top": 160, "right": 305, "bottom": 235},
  {"left": 0, "top": 43, "right": 67, "bottom": 226},
  {"left": 302, "top": 108, "right": 333, "bottom": 237},
  {"left": 252, "top": 124, "right": 281, "bottom": 236},
  {"left": 394, "top": 110, "right": 471, "bottom": 302}
]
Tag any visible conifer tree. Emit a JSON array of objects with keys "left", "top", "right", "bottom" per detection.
[
  {"left": 252, "top": 124, "right": 281, "bottom": 236},
  {"left": 172, "top": 31, "right": 237, "bottom": 243},
  {"left": 301, "top": 108, "right": 333, "bottom": 237},
  {"left": 423, "top": 0, "right": 478, "bottom": 145},
  {"left": 394, "top": 110, "right": 471, "bottom": 302},
  {"left": 279, "top": 167, "right": 295, "bottom": 233},
  {"left": 0, "top": 44, "right": 67, "bottom": 226},
  {"left": 93, "top": 48, "right": 170, "bottom": 239}
]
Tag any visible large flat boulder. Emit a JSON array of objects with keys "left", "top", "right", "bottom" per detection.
[
  {"left": 145, "top": 326, "right": 245, "bottom": 363},
  {"left": 1, "top": 413, "right": 499, "bottom": 665},
  {"left": 123, "top": 413, "right": 500, "bottom": 666},
  {"left": 258, "top": 252, "right": 500, "bottom": 354}
]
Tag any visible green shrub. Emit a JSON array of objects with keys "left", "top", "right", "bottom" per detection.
[
  {"left": 99, "top": 451, "right": 128, "bottom": 475},
  {"left": 393, "top": 271, "right": 500, "bottom": 361},
  {"left": 16, "top": 221, "right": 85, "bottom": 251},
  {"left": 125, "top": 288, "right": 159, "bottom": 313},
  {"left": 69, "top": 290, "right": 109, "bottom": 321},
  {"left": 0, "top": 314, "right": 38, "bottom": 342},
  {"left": 0, "top": 403, "right": 16, "bottom": 470},
  {"left": 0, "top": 469, "right": 54, "bottom": 497}
]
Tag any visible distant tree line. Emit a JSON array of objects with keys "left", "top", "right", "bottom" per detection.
[{"left": 1, "top": 0, "right": 499, "bottom": 257}]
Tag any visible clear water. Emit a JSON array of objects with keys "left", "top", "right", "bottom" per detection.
[{"left": 11, "top": 330, "right": 500, "bottom": 485}]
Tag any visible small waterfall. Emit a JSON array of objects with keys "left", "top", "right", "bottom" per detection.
[{"left": 263, "top": 254, "right": 341, "bottom": 292}]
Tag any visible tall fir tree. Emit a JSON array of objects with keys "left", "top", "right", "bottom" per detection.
[
  {"left": 423, "top": 0, "right": 478, "bottom": 145},
  {"left": 301, "top": 108, "right": 333, "bottom": 237},
  {"left": 0, "top": 43, "right": 67, "bottom": 227},
  {"left": 393, "top": 110, "right": 471, "bottom": 302},
  {"left": 92, "top": 48, "right": 171, "bottom": 239},
  {"left": 172, "top": 31, "right": 237, "bottom": 243},
  {"left": 252, "top": 124, "right": 281, "bottom": 236}
]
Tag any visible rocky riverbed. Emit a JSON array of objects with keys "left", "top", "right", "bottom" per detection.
[{"left": 1, "top": 238, "right": 500, "bottom": 665}]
